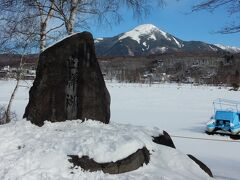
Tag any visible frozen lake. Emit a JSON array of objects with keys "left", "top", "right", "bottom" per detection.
[{"left": 1, "top": 80, "right": 240, "bottom": 179}]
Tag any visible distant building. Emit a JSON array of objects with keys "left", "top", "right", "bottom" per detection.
[{"left": 0, "top": 65, "right": 36, "bottom": 80}]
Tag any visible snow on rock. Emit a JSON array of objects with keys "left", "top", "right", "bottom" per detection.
[
  {"left": 142, "top": 42, "right": 150, "bottom": 51},
  {"left": 43, "top": 32, "right": 78, "bottom": 53},
  {"left": 150, "top": 47, "right": 168, "bottom": 54},
  {"left": 159, "top": 47, "right": 168, "bottom": 53},
  {"left": 0, "top": 119, "right": 210, "bottom": 179},
  {"left": 208, "top": 45, "right": 218, "bottom": 51},
  {"left": 119, "top": 24, "right": 170, "bottom": 43},
  {"left": 173, "top": 37, "right": 183, "bottom": 48},
  {"left": 149, "top": 34, "right": 157, "bottom": 41},
  {"left": 158, "top": 29, "right": 171, "bottom": 41}
]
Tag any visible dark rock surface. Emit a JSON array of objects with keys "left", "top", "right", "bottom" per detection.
[
  {"left": 68, "top": 147, "right": 150, "bottom": 174},
  {"left": 152, "top": 130, "right": 176, "bottom": 149},
  {"left": 24, "top": 32, "right": 110, "bottom": 126},
  {"left": 187, "top": 154, "right": 213, "bottom": 178}
]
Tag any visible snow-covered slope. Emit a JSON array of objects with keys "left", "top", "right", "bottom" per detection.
[
  {"left": 118, "top": 24, "right": 171, "bottom": 43},
  {"left": 214, "top": 44, "right": 240, "bottom": 54},
  {"left": 95, "top": 24, "right": 224, "bottom": 56}
]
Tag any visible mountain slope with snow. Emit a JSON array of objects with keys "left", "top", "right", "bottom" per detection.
[
  {"left": 118, "top": 24, "right": 172, "bottom": 43},
  {"left": 95, "top": 24, "right": 226, "bottom": 56},
  {"left": 214, "top": 44, "right": 240, "bottom": 53}
]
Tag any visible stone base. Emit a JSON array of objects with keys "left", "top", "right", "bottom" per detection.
[{"left": 68, "top": 147, "right": 150, "bottom": 174}]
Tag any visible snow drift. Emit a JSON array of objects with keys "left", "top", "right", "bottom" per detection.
[{"left": 0, "top": 119, "right": 211, "bottom": 179}]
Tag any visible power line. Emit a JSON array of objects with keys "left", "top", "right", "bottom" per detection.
[{"left": 171, "top": 135, "right": 240, "bottom": 143}]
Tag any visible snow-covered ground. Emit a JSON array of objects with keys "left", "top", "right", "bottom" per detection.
[{"left": 0, "top": 80, "right": 240, "bottom": 179}]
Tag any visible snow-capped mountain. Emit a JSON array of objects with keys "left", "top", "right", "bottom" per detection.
[
  {"left": 214, "top": 44, "right": 240, "bottom": 54},
  {"left": 94, "top": 24, "right": 228, "bottom": 56}
]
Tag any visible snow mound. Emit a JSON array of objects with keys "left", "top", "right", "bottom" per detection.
[
  {"left": 119, "top": 24, "right": 171, "bottom": 43},
  {"left": 0, "top": 119, "right": 211, "bottom": 179}
]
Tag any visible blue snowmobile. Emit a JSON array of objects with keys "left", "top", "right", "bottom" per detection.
[{"left": 206, "top": 98, "right": 240, "bottom": 139}]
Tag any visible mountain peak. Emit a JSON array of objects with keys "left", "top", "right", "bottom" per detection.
[
  {"left": 95, "top": 24, "right": 231, "bottom": 56},
  {"left": 119, "top": 24, "right": 169, "bottom": 43},
  {"left": 133, "top": 24, "right": 159, "bottom": 31}
]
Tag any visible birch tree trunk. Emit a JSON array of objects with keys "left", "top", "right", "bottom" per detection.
[
  {"left": 36, "top": 0, "right": 55, "bottom": 52},
  {"left": 66, "top": 0, "right": 79, "bottom": 35},
  {"left": 2, "top": 54, "right": 25, "bottom": 124},
  {"left": 40, "top": 21, "right": 47, "bottom": 52}
]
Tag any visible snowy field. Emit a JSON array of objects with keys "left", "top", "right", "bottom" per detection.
[{"left": 0, "top": 80, "right": 240, "bottom": 179}]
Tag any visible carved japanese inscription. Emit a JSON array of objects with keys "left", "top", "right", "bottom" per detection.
[{"left": 66, "top": 56, "right": 78, "bottom": 119}]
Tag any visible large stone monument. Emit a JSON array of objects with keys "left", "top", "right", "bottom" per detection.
[{"left": 24, "top": 32, "right": 110, "bottom": 126}]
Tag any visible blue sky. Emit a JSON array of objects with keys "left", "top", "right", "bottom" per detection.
[{"left": 90, "top": 0, "right": 240, "bottom": 47}]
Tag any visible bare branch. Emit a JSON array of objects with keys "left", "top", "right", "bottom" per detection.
[
  {"left": 192, "top": 0, "right": 240, "bottom": 34},
  {"left": 45, "top": 23, "right": 64, "bottom": 34}
]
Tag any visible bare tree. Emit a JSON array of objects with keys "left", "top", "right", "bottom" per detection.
[
  {"left": 0, "top": 36, "right": 31, "bottom": 124},
  {"left": 3, "top": 53, "right": 25, "bottom": 124},
  {"left": 33, "top": 0, "right": 56, "bottom": 51},
  {"left": 1, "top": 0, "right": 166, "bottom": 50},
  {"left": 0, "top": 0, "right": 65, "bottom": 124},
  {"left": 0, "top": 1, "right": 36, "bottom": 124},
  {"left": 192, "top": 0, "right": 240, "bottom": 34},
  {"left": 0, "top": 0, "right": 64, "bottom": 52},
  {"left": 0, "top": 2, "right": 34, "bottom": 49},
  {"left": 50, "top": 0, "right": 166, "bottom": 35}
]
